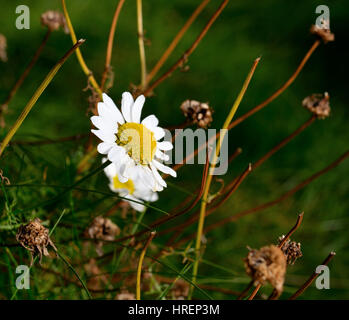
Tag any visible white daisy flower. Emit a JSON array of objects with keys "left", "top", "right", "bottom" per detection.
[
  {"left": 103, "top": 158, "right": 158, "bottom": 212},
  {"left": 91, "top": 92, "right": 176, "bottom": 192}
]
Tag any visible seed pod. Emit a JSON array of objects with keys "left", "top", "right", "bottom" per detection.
[
  {"left": 84, "top": 216, "right": 120, "bottom": 256},
  {"left": 180, "top": 99, "right": 213, "bottom": 128},
  {"left": 244, "top": 245, "right": 287, "bottom": 297},
  {"left": 16, "top": 218, "right": 57, "bottom": 266},
  {"left": 278, "top": 235, "right": 303, "bottom": 265},
  {"left": 310, "top": 19, "right": 334, "bottom": 44},
  {"left": 41, "top": 10, "right": 69, "bottom": 33},
  {"left": 302, "top": 92, "right": 330, "bottom": 119}
]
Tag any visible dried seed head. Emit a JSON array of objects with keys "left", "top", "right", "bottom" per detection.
[
  {"left": 40, "top": 11, "right": 69, "bottom": 33},
  {"left": 310, "top": 20, "right": 334, "bottom": 44},
  {"left": 16, "top": 218, "right": 57, "bottom": 266},
  {"left": 180, "top": 100, "right": 213, "bottom": 128},
  {"left": 244, "top": 245, "right": 286, "bottom": 296},
  {"left": 171, "top": 279, "right": 189, "bottom": 300},
  {"left": 302, "top": 92, "right": 330, "bottom": 119},
  {"left": 84, "top": 216, "right": 120, "bottom": 256},
  {"left": 115, "top": 289, "right": 135, "bottom": 300},
  {"left": 0, "top": 34, "right": 7, "bottom": 62},
  {"left": 278, "top": 235, "right": 303, "bottom": 265}
]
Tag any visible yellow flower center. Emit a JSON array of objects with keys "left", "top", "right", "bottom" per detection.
[
  {"left": 116, "top": 122, "right": 157, "bottom": 165},
  {"left": 113, "top": 175, "right": 135, "bottom": 195}
]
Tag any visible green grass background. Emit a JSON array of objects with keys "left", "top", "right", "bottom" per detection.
[{"left": 0, "top": 0, "right": 348, "bottom": 299}]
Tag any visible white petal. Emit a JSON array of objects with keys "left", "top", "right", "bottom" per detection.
[
  {"left": 150, "top": 163, "right": 167, "bottom": 188},
  {"left": 127, "top": 195, "right": 145, "bottom": 212},
  {"left": 152, "top": 127, "right": 165, "bottom": 140},
  {"left": 91, "top": 129, "right": 115, "bottom": 143},
  {"left": 155, "top": 149, "right": 169, "bottom": 161},
  {"left": 121, "top": 92, "right": 133, "bottom": 122},
  {"left": 91, "top": 116, "right": 117, "bottom": 133},
  {"left": 102, "top": 93, "right": 125, "bottom": 124},
  {"left": 152, "top": 159, "right": 177, "bottom": 177},
  {"left": 157, "top": 141, "right": 173, "bottom": 151},
  {"left": 97, "top": 142, "right": 113, "bottom": 154},
  {"left": 107, "top": 145, "right": 126, "bottom": 162},
  {"left": 132, "top": 95, "right": 145, "bottom": 123},
  {"left": 141, "top": 115, "right": 159, "bottom": 130}
]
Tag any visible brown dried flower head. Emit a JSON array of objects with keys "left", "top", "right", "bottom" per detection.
[
  {"left": 0, "top": 34, "right": 8, "bottom": 62},
  {"left": 40, "top": 10, "right": 69, "bottom": 33},
  {"left": 16, "top": 218, "right": 57, "bottom": 266},
  {"left": 85, "top": 216, "right": 120, "bottom": 256},
  {"left": 170, "top": 279, "right": 189, "bottom": 300},
  {"left": 310, "top": 19, "right": 334, "bottom": 44},
  {"left": 302, "top": 92, "right": 330, "bottom": 119},
  {"left": 116, "top": 289, "right": 135, "bottom": 300},
  {"left": 278, "top": 235, "right": 303, "bottom": 265},
  {"left": 180, "top": 99, "right": 213, "bottom": 128},
  {"left": 244, "top": 245, "right": 286, "bottom": 296}
]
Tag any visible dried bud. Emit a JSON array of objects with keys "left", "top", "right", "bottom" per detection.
[
  {"left": 302, "top": 92, "right": 330, "bottom": 119},
  {"left": 116, "top": 289, "right": 135, "bottom": 300},
  {"left": 244, "top": 245, "right": 286, "bottom": 296},
  {"left": 278, "top": 235, "right": 302, "bottom": 265},
  {"left": 180, "top": 100, "right": 213, "bottom": 128},
  {"left": 16, "top": 218, "right": 57, "bottom": 266},
  {"left": 84, "top": 216, "right": 120, "bottom": 256},
  {"left": 310, "top": 20, "right": 334, "bottom": 44},
  {"left": 41, "top": 11, "right": 69, "bottom": 33},
  {"left": 171, "top": 279, "right": 189, "bottom": 300},
  {"left": 0, "top": 34, "right": 7, "bottom": 62}
]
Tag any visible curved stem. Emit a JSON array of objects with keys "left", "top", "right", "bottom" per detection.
[
  {"left": 136, "top": 231, "right": 156, "bottom": 300},
  {"left": 137, "top": 0, "right": 147, "bottom": 88},
  {"left": 0, "top": 40, "right": 85, "bottom": 157},
  {"left": 61, "top": 0, "right": 102, "bottom": 99},
  {"left": 101, "top": 0, "right": 126, "bottom": 91},
  {"left": 189, "top": 57, "right": 260, "bottom": 299}
]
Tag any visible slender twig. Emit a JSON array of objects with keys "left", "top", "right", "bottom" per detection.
[
  {"left": 288, "top": 252, "right": 336, "bottom": 300},
  {"left": 247, "top": 284, "right": 261, "bottom": 300},
  {"left": 205, "top": 150, "right": 349, "bottom": 232},
  {"left": 227, "top": 40, "right": 321, "bottom": 130},
  {"left": 61, "top": 0, "right": 102, "bottom": 99},
  {"left": 170, "top": 40, "right": 320, "bottom": 173},
  {"left": 137, "top": 0, "right": 147, "bottom": 88},
  {"left": 136, "top": 231, "right": 156, "bottom": 300},
  {"left": 100, "top": 0, "right": 126, "bottom": 91},
  {"left": 143, "top": 0, "right": 229, "bottom": 96},
  {"left": 145, "top": 0, "right": 211, "bottom": 85},
  {"left": 190, "top": 57, "right": 260, "bottom": 299},
  {"left": 1, "top": 30, "right": 52, "bottom": 115},
  {"left": 237, "top": 281, "right": 253, "bottom": 300},
  {"left": 10, "top": 133, "right": 88, "bottom": 146},
  {"left": 0, "top": 40, "right": 85, "bottom": 157}
]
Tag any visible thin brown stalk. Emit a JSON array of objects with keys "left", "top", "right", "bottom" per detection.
[
  {"left": 206, "top": 149, "right": 349, "bottom": 232},
  {"left": 1, "top": 30, "right": 52, "bottom": 120},
  {"left": 137, "top": 0, "right": 147, "bottom": 88},
  {"left": 10, "top": 133, "right": 88, "bottom": 146},
  {"left": 227, "top": 40, "right": 321, "bottom": 130},
  {"left": 247, "top": 284, "right": 261, "bottom": 300},
  {"left": 143, "top": 0, "right": 229, "bottom": 96},
  {"left": 136, "top": 231, "right": 156, "bottom": 300},
  {"left": 100, "top": 0, "right": 126, "bottom": 91},
  {"left": 171, "top": 40, "right": 320, "bottom": 173},
  {"left": 236, "top": 281, "right": 253, "bottom": 300},
  {"left": 288, "top": 252, "right": 336, "bottom": 300},
  {"left": 145, "top": 0, "right": 211, "bottom": 85}
]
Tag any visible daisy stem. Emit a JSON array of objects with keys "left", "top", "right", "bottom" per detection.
[
  {"left": 0, "top": 39, "right": 85, "bottom": 158},
  {"left": 61, "top": 0, "right": 102, "bottom": 99},
  {"left": 137, "top": 0, "right": 147, "bottom": 89},
  {"left": 189, "top": 57, "right": 260, "bottom": 299},
  {"left": 136, "top": 231, "right": 156, "bottom": 300}
]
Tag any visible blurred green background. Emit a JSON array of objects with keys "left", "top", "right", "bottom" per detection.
[{"left": 0, "top": 0, "right": 348, "bottom": 299}]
